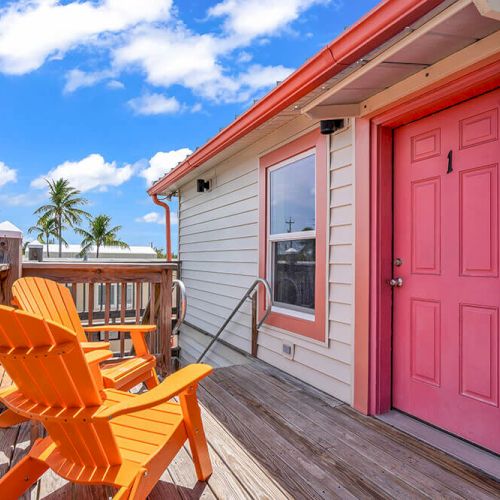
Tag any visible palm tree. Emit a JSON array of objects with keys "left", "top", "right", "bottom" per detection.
[
  {"left": 34, "top": 178, "right": 90, "bottom": 257},
  {"left": 28, "top": 216, "right": 66, "bottom": 258},
  {"left": 77, "top": 215, "right": 129, "bottom": 258},
  {"left": 153, "top": 246, "right": 166, "bottom": 259}
]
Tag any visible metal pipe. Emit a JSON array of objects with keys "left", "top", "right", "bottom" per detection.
[
  {"left": 197, "top": 278, "right": 272, "bottom": 363},
  {"left": 151, "top": 194, "right": 172, "bottom": 260},
  {"left": 172, "top": 279, "right": 187, "bottom": 336}
]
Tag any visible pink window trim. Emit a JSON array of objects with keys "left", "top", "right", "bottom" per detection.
[{"left": 259, "top": 129, "right": 327, "bottom": 342}]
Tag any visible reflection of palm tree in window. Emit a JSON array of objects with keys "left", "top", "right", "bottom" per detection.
[{"left": 285, "top": 217, "right": 295, "bottom": 233}]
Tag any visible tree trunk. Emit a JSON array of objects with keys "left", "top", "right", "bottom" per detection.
[
  {"left": 46, "top": 237, "right": 50, "bottom": 258},
  {"left": 58, "top": 215, "right": 62, "bottom": 258},
  {"left": 96, "top": 245, "right": 99, "bottom": 258}
]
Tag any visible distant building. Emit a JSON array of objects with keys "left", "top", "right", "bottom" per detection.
[{"left": 25, "top": 241, "right": 157, "bottom": 261}]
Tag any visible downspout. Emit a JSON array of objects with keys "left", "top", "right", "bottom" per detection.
[{"left": 151, "top": 194, "right": 172, "bottom": 261}]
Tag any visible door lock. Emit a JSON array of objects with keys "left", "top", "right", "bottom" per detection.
[{"left": 389, "top": 277, "right": 403, "bottom": 288}]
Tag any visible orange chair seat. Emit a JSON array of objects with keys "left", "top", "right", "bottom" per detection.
[
  {"left": 41, "top": 389, "right": 187, "bottom": 482},
  {"left": 106, "top": 389, "right": 185, "bottom": 466},
  {"left": 0, "top": 387, "right": 185, "bottom": 472},
  {"left": 101, "top": 355, "right": 157, "bottom": 391}
]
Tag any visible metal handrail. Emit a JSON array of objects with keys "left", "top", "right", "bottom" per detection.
[
  {"left": 197, "top": 278, "right": 272, "bottom": 363},
  {"left": 172, "top": 279, "right": 187, "bottom": 336}
]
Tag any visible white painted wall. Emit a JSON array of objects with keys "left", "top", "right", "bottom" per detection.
[{"left": 178, "top": 117, "right": 355, "bottom": 403}]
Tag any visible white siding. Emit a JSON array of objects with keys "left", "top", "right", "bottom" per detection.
[
  {"left": 178, "top": 117, "right": 355, "bottom": 404},
  {"left": 179, "top": 148, "right": 259, "bottom": 354}
]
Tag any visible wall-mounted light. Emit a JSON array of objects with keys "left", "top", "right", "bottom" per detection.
[
  {"left": 320, "top": 119, "right": 345, "bottom": 135},
  {"left": 197, "top": 179, "right": 211, "bottom": 192}
]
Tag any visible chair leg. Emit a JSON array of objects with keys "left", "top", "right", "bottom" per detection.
[
  {"left": 179, "top": 387, "right": 213, "bottom": 481},
  {"left": 0, "top": 453, "right": 48, "bottom": 499},
  {"left": 144, "top": 369, "right": 159, "bottom": 390},
  {"left": 114, "top": 469, "right": 148, "bottom": 500}
]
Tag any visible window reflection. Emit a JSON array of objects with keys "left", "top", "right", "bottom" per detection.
[
  {"left": 273, "top": 239, "right": 315, "bottom": 312},
  {"left": 269, "top": 154, "right": 315, "bottom": 235}
]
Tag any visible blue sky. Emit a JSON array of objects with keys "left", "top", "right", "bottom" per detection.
[{"left": 0, "top": 0, "right": 378, "bottom": 253}]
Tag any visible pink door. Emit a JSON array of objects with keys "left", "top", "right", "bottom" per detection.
[{"left": 393, "top": 89, "right": 500, "bottom": 453}]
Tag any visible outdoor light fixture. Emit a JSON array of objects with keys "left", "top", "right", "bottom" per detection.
[
  {"left": 197, "top": 179, "right": 211, "bottom": 192},
  {"left": 320, "top": 119, "right": 345, "bottom": 135}
]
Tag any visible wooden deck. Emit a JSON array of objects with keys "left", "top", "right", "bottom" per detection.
[{"left": 1, "top": 360, "right": 499, "bottom": 499}]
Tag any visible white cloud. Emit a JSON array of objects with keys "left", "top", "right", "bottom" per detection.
[
  {"left": 234, "top": 64, "right": 293, "bottom": 101},
  {"left": 239, "top": 64, "right": 292, "bottom": 88},
  {"left": 107, "top": 79, "right": 124, "bottom": 90},
  {"left": 140, "top": 148, "right": 192, "bottom": 186},
  {"left": 128, "top": 93, "right": 181, "bottom": 115},
  {"left": 0, "top": 0, "right": 172, "bottom": 75},
  {"left": 236, "top": 51, "right": 253, "bottom": 64},
  {"left": 136, "top": 211, "right": 178, "bottom": 225},
  {"left": 31, "top": 153, "right": 134, "bottom": 192},
  {"left": 114, "top": 26, "right": 293, "bottom": 102},
  {"left": 64, "top": 70, "right": 125, "bottom": 93},
  {"left": 0, "top": 191, "right": 46, "bottom": 207},
  {"left": 0, "top": 161, "right": 17, "bottom": 188},
  {"left": 208, "top": 0, "right": 327, "bottom": 41},
  {"left": 0, "top": 0, "right": 333, "bottom": 104},
  {"left": 113, "top": 26, "right": 233, "bottom": 101},
  {"left": 64, "top": 68, "right": 115, "bottom": 93}
]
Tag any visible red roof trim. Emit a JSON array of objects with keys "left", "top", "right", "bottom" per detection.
[{"left": 148, "top": 0, "right": 443, "bottom": 195}]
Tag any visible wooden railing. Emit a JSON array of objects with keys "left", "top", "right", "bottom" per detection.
[{"left": 21, "top": 261, "right": 180, "bottom": 375}]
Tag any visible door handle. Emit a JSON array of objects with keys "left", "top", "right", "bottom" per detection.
[{"left": 389, "top": 277, "right": 403, "bottom": 288}]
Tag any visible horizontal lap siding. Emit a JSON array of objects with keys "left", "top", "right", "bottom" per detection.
[
  {"left": 178, "top": 117, "right": 355, "bottom": 404},
  {"left": 179, "top": 153, "right": 259, "bottom": 354},
  {"left": 328, "top": 123, "right": 355, "bottom": 402}
]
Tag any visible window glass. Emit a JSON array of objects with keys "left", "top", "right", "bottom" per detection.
[
  {"left": 269, "top": 154, "right": 315, "bottom": 235},
  {"left": 272, "top": 239, "right": 315, "bottom": 312}
]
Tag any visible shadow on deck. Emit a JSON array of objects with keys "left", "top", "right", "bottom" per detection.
[{"left": 1, "top": 359, "right": 499, "bottom": 499}]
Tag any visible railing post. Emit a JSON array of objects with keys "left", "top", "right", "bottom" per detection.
[
  {"left": 159, "top": 269, "right": 173, "bottom": 375},
  {"left": 251, "top": 292, "right": 258, "bottom": 357},
  {"left": 0, "top": 222, "right": 22, "bottom": 306}
]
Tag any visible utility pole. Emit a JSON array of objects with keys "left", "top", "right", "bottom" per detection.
[{"left": 285, "top": 217, "right": 295, "bottom": 233}]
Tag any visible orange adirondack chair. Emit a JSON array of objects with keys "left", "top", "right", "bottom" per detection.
[
  {"left": 12, "top": 277, "right": 159, "bottom": 391},
  {"left": 0, "top": 305, "right": 213, "bottom": 499}
]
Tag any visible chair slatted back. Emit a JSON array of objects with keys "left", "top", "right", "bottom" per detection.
[
  {"left": 0, "top": 306, "right": 121, "bottom": 467},
  {"left": 12, "top": 277, "right": 87, "bottom": 343}
]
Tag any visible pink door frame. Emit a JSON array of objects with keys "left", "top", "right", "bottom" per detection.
[{"left": 353, "top": 57, "right": 500, "bottom": 416}]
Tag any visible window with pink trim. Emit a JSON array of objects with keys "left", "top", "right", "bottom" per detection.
[{"left": 259, "top": 130, "right": 327, "bottom": 342}]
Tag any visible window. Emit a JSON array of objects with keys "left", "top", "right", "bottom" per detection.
[
  {"left": 259, "top": 130, "right": 327, "bottom": 342},
  {"left": 268, "top": 151, "right": 316, "bottom": 314}
]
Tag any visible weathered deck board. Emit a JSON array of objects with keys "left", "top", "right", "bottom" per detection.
[
  {"left": 0, "top": 359, "right": 499, "bottom": 499},
  {"left": 241, "top": 363, "right": 499, "bottom": 499}
]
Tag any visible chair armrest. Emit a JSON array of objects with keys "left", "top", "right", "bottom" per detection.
[
  {"left": 97, "top": 364, "right": 213, "bottom": 420},
  {"left": 85, "top": 349, "right": 113, "bottom": 365},
  {"left": 84, "top": 325, "right": 156, "bottom": 333},
  {"left": 84, "top": 325, "right": 156, "bottom": 356},
  {"left": 81, "top": 341, "right": 111, "bottom": 352}
]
